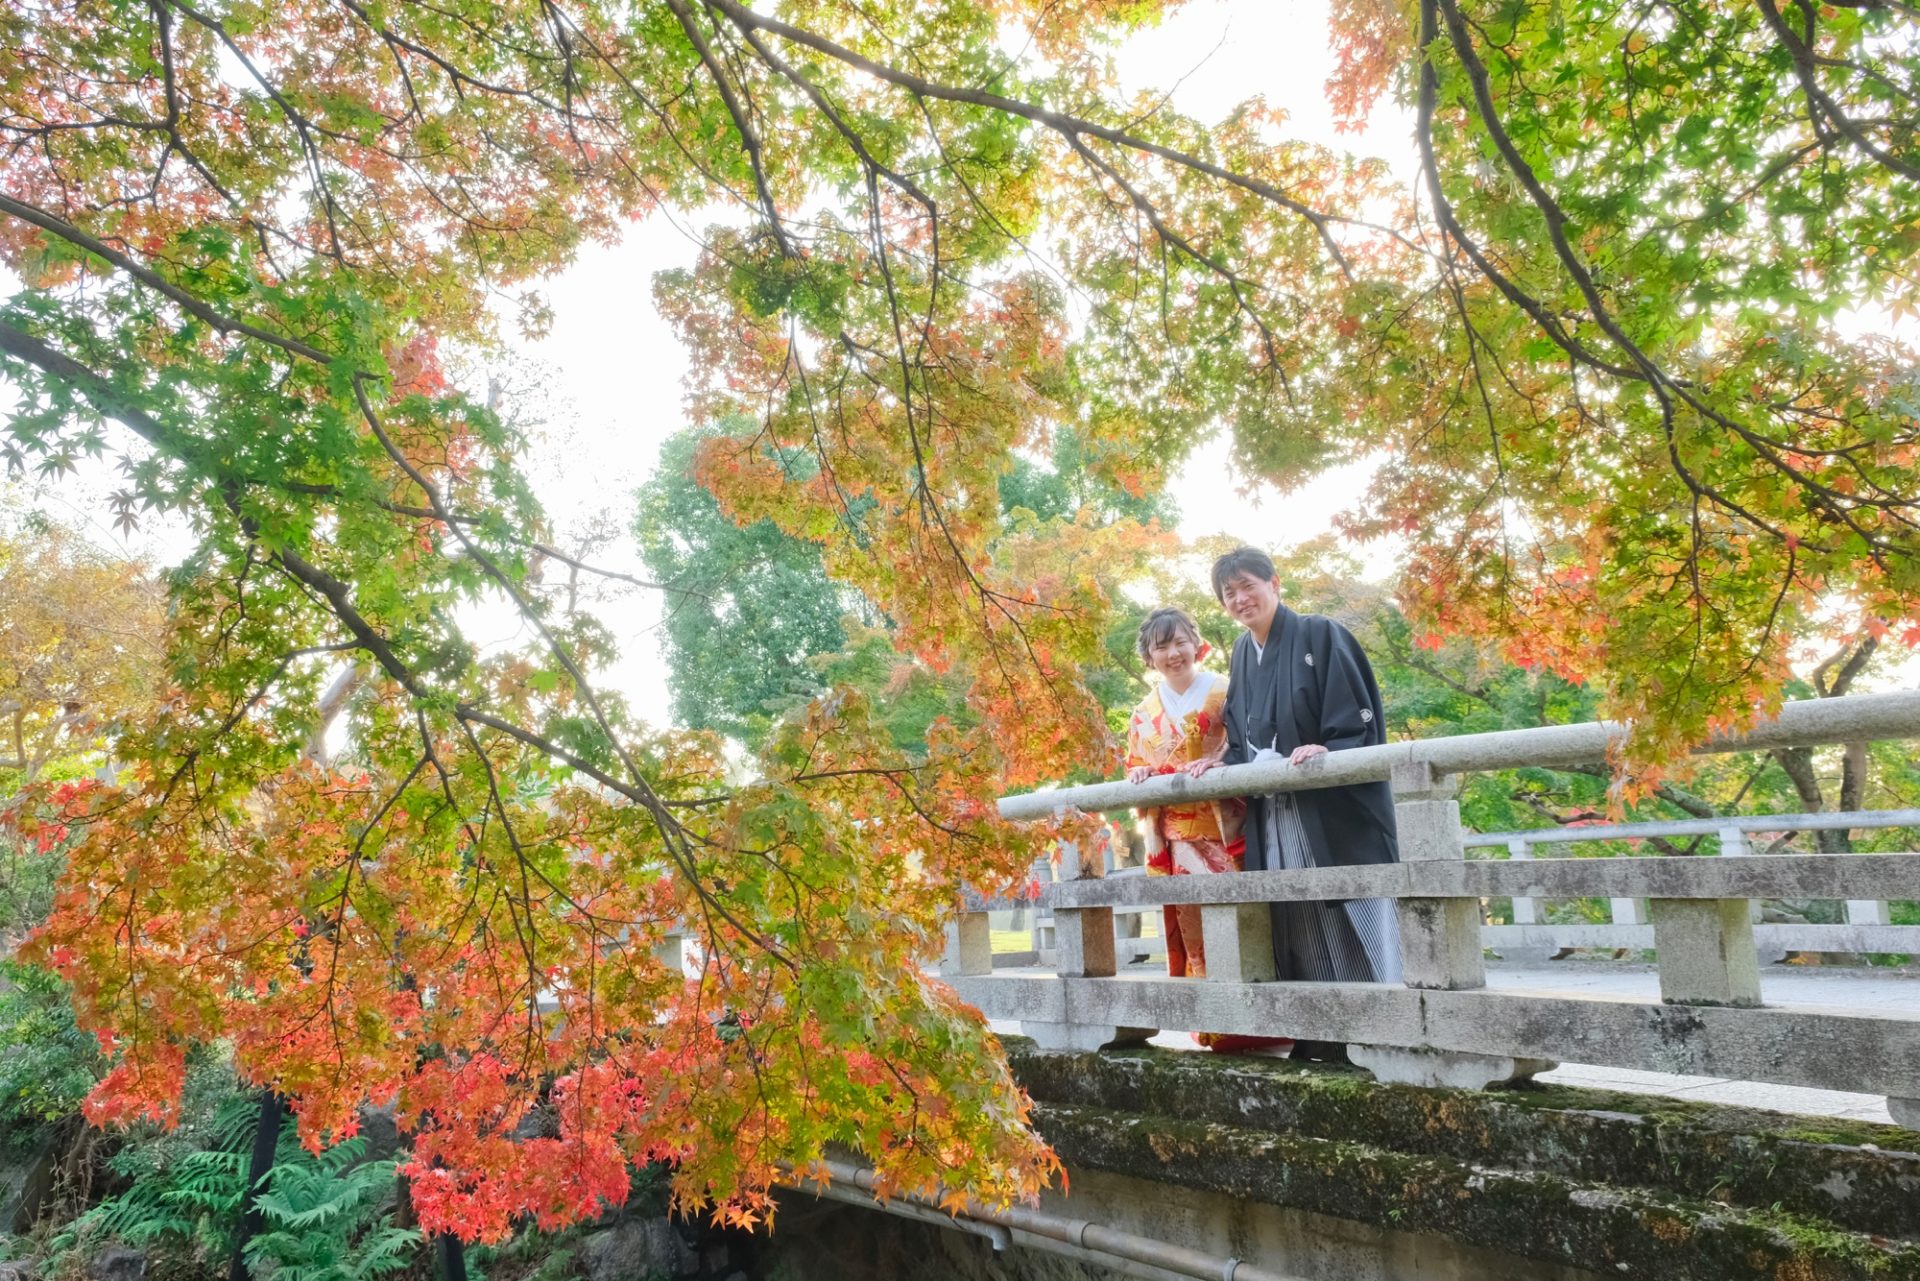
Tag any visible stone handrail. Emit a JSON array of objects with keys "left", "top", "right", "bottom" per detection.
[
  {"left": 950, "top": 689, "right": 1920, "bottom": 1129},
  {"left": 1466, "top": 807, "right": 1920, "bottom": 848},
  {"left": 996, "top": 688, "right": 1920, "bottom": 821},
  {"left": 1457, "top": 807, "right": 1920, "bottom": 949}
]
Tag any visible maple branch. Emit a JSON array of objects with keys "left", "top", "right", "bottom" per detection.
[
  {"left": 1060, "top": 128, "right": 1292, "bottom": 403},
  {"left": 160, "top": 0, "right": 354, "bottom": 263},
  {"left": 662, "top": 0, "right": 795, "bottom": 258},
  {"left": 1412, "top": 5, "right": 1643, "bottom": 382},
  {"left": 1756, "top": 0, "right": 1920, "bottom": 183},
  {"left": 698, "top": 0, "right": 1355, "bottom": 276},
  {"left": 0, "top": 321, "right": 722, "bottom": 874},
  {"left": 1429, "top": 0, "right": 1914, "bottom": 567},
  {"left": 0, "top": 194, "right": 335, "bottom": 365}
]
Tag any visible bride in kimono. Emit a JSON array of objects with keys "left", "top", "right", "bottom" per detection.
[
  {"left": 1125, "top": 607, "right": 1291, "bottom": 1055},
  {"left": 1123, "top": 607, "right": 1244, "bottom": 979}
]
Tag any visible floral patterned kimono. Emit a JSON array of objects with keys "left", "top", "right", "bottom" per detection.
[{"left": 1124, "top": 670, "right": 1245, "bottom": 979}]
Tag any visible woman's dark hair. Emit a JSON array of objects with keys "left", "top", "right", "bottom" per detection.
[
  {"left": 1136, "top": 606, "right": 1203, "bottom": 663},
  {"left": 1211, "top": 546, "right": 1277, "bottom": 601}
]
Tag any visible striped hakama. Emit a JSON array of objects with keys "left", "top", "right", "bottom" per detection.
[{"left": 1264, "top": 793, "right": 1402, "bottom": 984}]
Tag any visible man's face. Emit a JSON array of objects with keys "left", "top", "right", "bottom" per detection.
[{"left": 1219, "top": 572, "right": 1281, "bottom": 634}]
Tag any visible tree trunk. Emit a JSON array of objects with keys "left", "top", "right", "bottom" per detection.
[
  {"left": 228, "top": 1090, "right": 284, "bottom": 1281},
  {"left": 437, "top": 1235, "right": 468, "bottom": 1281},
  {"left": 1771, "top": 746, "right": 1848, "bottom": 850},
  {"left": 1800, "top": 634, "right": 1880, "bottom": 854}
]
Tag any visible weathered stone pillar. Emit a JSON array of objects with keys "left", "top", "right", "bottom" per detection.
[
  {"left": 1499, "top": 837, "right": 1553, "bottom": 965},
  {"left": 1053, "top": 906, "right": 1117, "bottom": 978},
  {"left": 1720, "top": 823, "right": 1786, "bottom": 965},
  {"left": 1847, "top": 897, "right": 1893, "bottom": 927},
  {"left": 1390, "top": 760, "right": 1485, "bottom": 991},
  {"left": 1200, "top": 903, "right": 1277, "bottom": 984},
  {"left": 1353, "top": 761, "right": 1552, "bottom": 1088},
  {"left": 1651, "top": 898, "right": 1762, "bottom": 1007},
  {"left": 1506, "top": 838, "right": 1541, "bottom": 927},
  {"left": 1028, "top": 904, "right": 1155, "bottom": 1052},
  {"left": 1611, "top": 896, "right": 1649, "bottom": 927},
  {"left": 942, "top": 910, "right": 992, "bottom": 977}
]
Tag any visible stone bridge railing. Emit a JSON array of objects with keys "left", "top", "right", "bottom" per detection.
[
  {"left": 1473, "top": 808, "right": 1920, "bottom": 961},
  {"left": 943, "top": 690, "right": 1920, "bottom": 1128}
]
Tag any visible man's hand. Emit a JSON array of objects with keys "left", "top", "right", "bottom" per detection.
[
  {"left": 1290, "top": 744, "right": 1329, "bottom": 766},
  {"left": 1126, "top": 765, "right": 1153, "bottom": 784}
]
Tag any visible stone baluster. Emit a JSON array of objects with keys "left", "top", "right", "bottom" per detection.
[
  {"left": 1507, "top": 838, "right": 1540, "bottom": 926},
  {"left": 1651, "top": 824, "right": 1762, "bottom": 1007},
  {"left": 942, "top": 909, "right": 992, "bottom": 978},
  {"left": 1030, "top": 853, "right": 1056, "bottom": 962},
  {"left": 1846, "top": 897, "right": 1893, "bottom": 927},
  {"left": 1500, "top": 837, "right": 1553, "bottom": 966},
  {"left": 1027, "top": 830, "right": 1150, "bottom": 1051},
  {"left": 1610, "top": 895, "right": 1650, "bottom": 928},
  {"left": 1352, "top": 761, "right": 1552, "bottom": 1089},
  {"left": 1389, "top": 760, "right": 1485, "bottom": 992},
  {"left": 1719, "top": 822, "right": 1787, "bottom": 963},
  {"left": 1052, "top": 903, "right": 1117, "bottom": 978},
  {"left": 1832, "top": 804, "right": 1889, "bottom": 927},
  {"left": 1199, "top": 903, "right": 1277, "bottom": 984}
]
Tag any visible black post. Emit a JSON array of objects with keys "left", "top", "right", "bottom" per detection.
[
  {"left": 436, "top": 1234, "right": 467, "bottom": 1281},
  {"left": 227, "top": 1089, "right": 284, "bottom": 1281}
]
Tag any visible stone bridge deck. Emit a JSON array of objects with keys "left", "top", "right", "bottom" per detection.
[{"left": 987, "top": 958, "right": 1920, "bottom": 1125}]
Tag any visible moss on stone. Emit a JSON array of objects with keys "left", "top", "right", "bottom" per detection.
[
  {"left": 1033, "top": 1099, "right": 1920, "bottom": 1281},
  {"left": 1745, "top": 1210, "right": 1897, "bottom": 1274},
  {"left": 1006, "top": 1044, "right": 1920, "bottom": 1245}
]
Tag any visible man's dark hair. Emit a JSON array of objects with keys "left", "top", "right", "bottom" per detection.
[
  {"left": 1135, "top": 606, "right": 1203, "bottom": 663},
  {"left": 1211, "top": 546, "right": 1277, "bottom": 601}
]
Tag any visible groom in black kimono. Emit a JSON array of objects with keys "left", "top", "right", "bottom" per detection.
[{"left": 1197, "top": 546, "right": 1402, "bottom": 1057}]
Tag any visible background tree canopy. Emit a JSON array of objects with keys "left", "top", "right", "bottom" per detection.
[
  {"left": 636, "top": 420, "right": 1172, "bottom": 751},
  {"left": 0, "top": 0, "right": 1915, "bottom": 1238},
  {"left": 632, "top": 424, "right": 863, "bottom": 746}
]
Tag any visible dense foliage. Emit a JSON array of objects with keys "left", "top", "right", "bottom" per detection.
[
  {"left": 0, "top": 519, "right": 164, "bottom": 789},
  {"left": 0, "top": 0, "right": 1914, "bottom": 1241},
  {"left": 634, "top": 422, "right": 1171, "bottom": 749}
]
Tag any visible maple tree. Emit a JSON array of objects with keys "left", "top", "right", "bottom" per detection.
[
  {"left": 1261, "top": 539, "right": 1920, "bottom": 862},
  {"left": 0, "top": 0, "right": 1916, "bottom": 1242}
]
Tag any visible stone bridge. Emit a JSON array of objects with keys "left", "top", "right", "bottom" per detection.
[{"left": 773, "top": 690, "right": 1920, "bottom": 1281}]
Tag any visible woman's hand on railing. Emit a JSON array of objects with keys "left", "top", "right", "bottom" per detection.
[
  {"left": 1183, "top": 753, "right": 1225, "bottom": 778},
  {"left": 1126, "top": 765, "right": 1153, "bottom": 784}
]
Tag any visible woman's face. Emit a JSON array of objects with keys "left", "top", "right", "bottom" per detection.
[
  {"left": 1146, "top": 629, "right": 1201, "bottom": 683},
  {"left": 1219, "top": 572, "right": 1281, "bottom": 634}
]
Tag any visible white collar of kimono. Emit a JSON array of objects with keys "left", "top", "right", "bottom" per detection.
[
  {"left": 1157, "top": 668, "right": 1221, "bottom": 723},
  {"left": 1249, "top": 615, "right": 1286, "bottom": 665}
]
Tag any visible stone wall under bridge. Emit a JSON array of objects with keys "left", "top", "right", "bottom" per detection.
[{"left": 764, "top": 1039, "right": 1920, "bottom": 1281}]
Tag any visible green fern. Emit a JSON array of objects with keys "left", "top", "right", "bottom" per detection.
[{"left": 58, "top": 1086, "right": 422, "bottom": 1281}]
